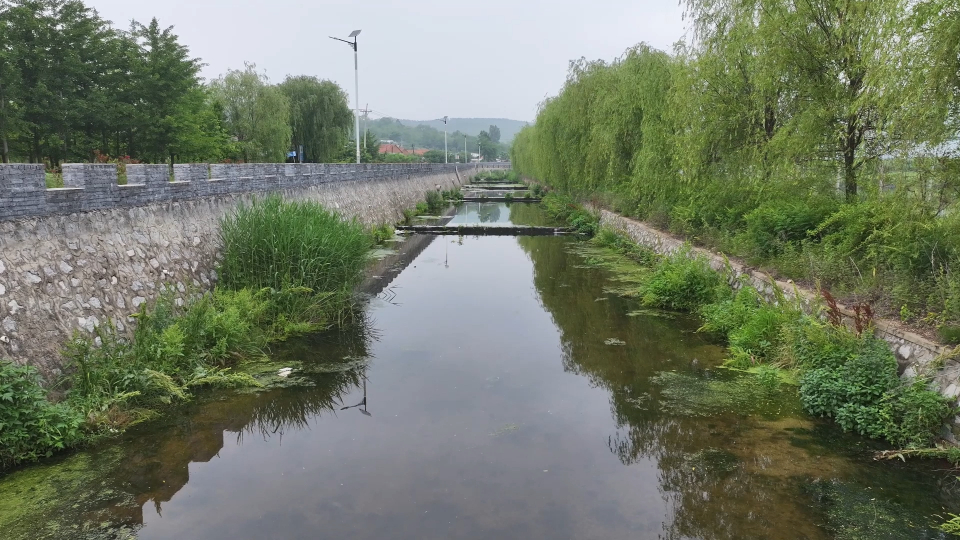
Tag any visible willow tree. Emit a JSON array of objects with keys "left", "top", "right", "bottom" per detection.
[
  {"left": 763, "top": 0, "right": 905, "bottom": 200},
  {"left": 210, "top": 64, "right": 291, "bottom": 163},
  {"left": 279, "top": 76, "right": 352, "bottom": 163}
]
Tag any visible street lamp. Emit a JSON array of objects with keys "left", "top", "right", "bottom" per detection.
[
  {"left": 330, "top": 30, "right": 362, "bottom": 164},
  {"left": 464, "top": 135, "right": 467, "bottom": 163},
  {"left": 443, "top": 116, "right": 448, "bottom": 164}
]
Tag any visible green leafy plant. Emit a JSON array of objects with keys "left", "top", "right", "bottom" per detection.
[{"left": 0, "top": 361, "right": 83, "bottom": 468}]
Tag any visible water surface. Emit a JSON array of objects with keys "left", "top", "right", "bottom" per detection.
[{"left": 2, "top": 202, "right": 957, "bottom": 540}]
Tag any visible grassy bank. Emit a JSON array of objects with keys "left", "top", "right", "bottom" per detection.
[
  {"left": 546, "top": 193, "right": 953, "bottom": 451},
  {"left": 0, "top": 195, "right": 378, "bottom": 471}
]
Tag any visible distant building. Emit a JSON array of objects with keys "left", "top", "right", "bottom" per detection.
[
  {"left": 378, "top": 143, "right": 430, "bottom": 157},
  {"left": 379, "top": 143, "right": 406, "bottom": 155}
]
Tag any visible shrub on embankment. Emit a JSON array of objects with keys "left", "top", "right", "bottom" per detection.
[
  {"left": 0, "top": 196, "right": 374, "bottom": 470},
  {"left": 510, "top": 29, "right": 960, "bottom": 337},
  {"left": 584, "top": 219, "right": 954, "bottom": 450}
]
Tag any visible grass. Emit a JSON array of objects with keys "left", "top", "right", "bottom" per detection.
[{"left": 0, "top": 195, "right": 376, "bottom": 471}]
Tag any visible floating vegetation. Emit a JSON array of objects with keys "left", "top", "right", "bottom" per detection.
[
  {"left": 686, "top": 447, "right": 740, "bottom": 476},
  {"left": 651, "top": 368, "right": 804, "bottom": 418},
  {"left": 805, "top": 479, "right": 940, "bottom": 540},
  {"left": 625, "top": 393, "right": 652, "bottom": 409},
  {"left": 311, "top": 356, "right": 370, "bottom": 374},
  {"left": 490, "top": 423, "right": 520, "bottom": 437},
  {"left": 626, "top": 308, "right": 676, "bottom": 319},
  {"left": 604, "top": 338, "right": 626, "bottom": 346},
  {"left": 0, "top": 449, "right": 141, "bottom": 540}
]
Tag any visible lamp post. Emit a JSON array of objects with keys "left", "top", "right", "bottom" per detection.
[
  {"left": 330, "top": 30, "right": 362, "bottom": 164},
  {"left": 464, "top": 135, "right": 467, "bottom": 163},
  {"left": 443, "top": 116, "right": 448, "bottom": 164}
]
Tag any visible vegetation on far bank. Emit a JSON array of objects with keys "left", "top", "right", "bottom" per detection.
[
  {"left": 511, "top": 0, "right": 960, "bottom": 341},
  {"left": 542, "top": 193, "right": 954, "bottom": 452},
  {"left": 0, "top": 195, "right": 387, "bottom": 471}
]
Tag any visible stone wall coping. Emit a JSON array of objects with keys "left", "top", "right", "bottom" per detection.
[{"left": 0, "top": 162, "right": 509, "bottom": 222}]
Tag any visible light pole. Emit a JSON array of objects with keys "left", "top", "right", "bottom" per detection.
[
  {"left": 443, "top": 116, "right": 448, "bottom": 164},
  {"left": 330, "top": 30, "right": 362, "bottom": 164},
  {"left": 464, "top": 135, "right": 467, "bottom": 163}
]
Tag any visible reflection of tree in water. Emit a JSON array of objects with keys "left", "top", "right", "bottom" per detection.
[
  {"left": 476, "top": 202, "right": 501, "bottom": 223},
  {"left": 505, "top": 202, "right": 561, "bottom": 227},
  {"left": 516, "top": 236, "right": 945, "bottom": 540}
]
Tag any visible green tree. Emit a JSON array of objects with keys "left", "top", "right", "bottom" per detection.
[
  {"left": 2, "top": 0, "right": 117, "bottom": 164},
  {"left": 488, "top": 125, "right": 501, "bottom": 143},
  {"left": 279, "top": 76, "right": 353, "bottom": 163},
  {"left": 128, "top": 18, "right": 208, "bottom": 164},
  {"left": 422, "top": 149, "right": 445, "bottom": 163},
  {"left": 210, "top": 64, "right": 291, "bottom": 163}
]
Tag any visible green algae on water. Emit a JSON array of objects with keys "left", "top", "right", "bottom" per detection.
[
  {"left": 650, "top": 369, "right": 805, "bottom": 419},
  {"left": 0, "top": 449, "right": 140, "bottom": 540}
]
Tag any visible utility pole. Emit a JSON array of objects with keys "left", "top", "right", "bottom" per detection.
[
  {"left": 330, "top": 30, "right": 362, "bottom": 163},
  {"left": 443, "top": 116, "right": 448, "bottom": 163},
  {"left": 464, "top": 135, "right": 467, "bottom": 163},
  {"left": 360, "top": 104, "right": 372, "bottom": 151}
]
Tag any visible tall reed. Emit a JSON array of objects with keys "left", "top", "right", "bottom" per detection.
[{"left": 218, "top": 195, "right": 370, "bottom": 295}]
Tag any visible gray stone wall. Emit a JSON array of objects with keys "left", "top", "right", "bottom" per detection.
[
  {"left": 0, "top": 162, "right": 506, "bottom": 377},
  {"left": 596, "top": 208, "right": 960, "bottom": 440}
]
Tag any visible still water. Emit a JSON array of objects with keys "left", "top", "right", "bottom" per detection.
[{"left": 2, "top": 202, "right": 958, "bottom": 539}]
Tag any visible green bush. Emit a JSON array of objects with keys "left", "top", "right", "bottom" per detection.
[
  {"left": 796, "top": 324, "right": 951, "bottom": 447},
  {"left": 539, "top": 193, "right": 599, "bottom": 235},
  {"left": 743, "top": 198, "right": 837, "bottom": 258},
  {"left": 639, "top": 248, "right": 726, "bottom": 311},
  {"left": 218, "top": 195, "right": 370, "bottom": 296},
  {"left": 424, "top": 190, "right": 446, "bottom": 213},
  {"left": 0, "top": 361, "right": 83, "bottom": 468}
]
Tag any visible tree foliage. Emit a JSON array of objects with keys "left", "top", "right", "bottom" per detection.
[
  {"left": 0, "top": 0, "right": 355, "bottom": 165},
  {"left": 279, "top": 76, "right": 353, "bottom": 163},
  {"left": 210, "top": 64, "right": 291, "bottom": 163},
  {"left": 512, "top": 2, "right": 960, "bottom": 325}
]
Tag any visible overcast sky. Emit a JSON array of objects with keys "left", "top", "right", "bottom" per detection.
[{"left": 86, "top": 0, "right": 687, "bottom": 122}]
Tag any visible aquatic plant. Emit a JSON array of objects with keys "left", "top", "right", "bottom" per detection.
[{"left": 218, "top": 195, "right": 370, "bottom": 298}]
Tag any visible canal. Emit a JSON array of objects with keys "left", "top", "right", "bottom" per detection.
[{"left": 1, "top": 202, "right": 957, "bottom": 539}]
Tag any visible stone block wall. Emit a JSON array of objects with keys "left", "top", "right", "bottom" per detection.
[{"left": 0, "top": 162, "right": 507, "bottom": 377}]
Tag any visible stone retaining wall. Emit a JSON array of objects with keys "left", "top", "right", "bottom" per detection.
[
  {"left": 0, "top": 162, "right": 505, "bottom": 377},
  {"left": 597, "top": 209, "right": 960, "bottom": 440}
]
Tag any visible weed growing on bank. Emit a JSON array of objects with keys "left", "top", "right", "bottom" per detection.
[
  {"left": 558, "top": 198, "right": 953, "bottom": 450},
  {"left": 0, "top": 362, "right": 84, "bottom": 469},
  {"left": 540, "top": 193, "right": 599, "bottom": 235}
]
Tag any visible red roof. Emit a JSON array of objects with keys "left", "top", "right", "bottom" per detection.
[{"left": 379, "top": 143, "right": 406, "bottom": 154}]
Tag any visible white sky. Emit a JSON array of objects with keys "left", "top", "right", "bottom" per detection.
[{"left": 86, "top": 0, "right": 688, "bottom": 122}]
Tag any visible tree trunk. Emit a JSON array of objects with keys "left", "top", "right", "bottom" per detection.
[
  {"left": 0, "top": 82, "right": 8, "bottom": 164},
  {"left": 843, "top": 119, "right": 858, "bottom": 202}
]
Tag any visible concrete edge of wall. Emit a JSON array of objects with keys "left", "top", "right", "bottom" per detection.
[
  {"left": 593, "top": 206, "right": 960, "bottom": 441},
  {"left": 0, "top": 162, "right": 510, "bottom": 222}
]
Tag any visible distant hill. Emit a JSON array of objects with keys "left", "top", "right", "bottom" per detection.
[{"left": 396, "top": 118, "right": 529, "bottom": 144}]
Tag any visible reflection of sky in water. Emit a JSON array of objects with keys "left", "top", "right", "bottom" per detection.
[{"left": 447, "top": 202, "right": 509, "bottom": 224}]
